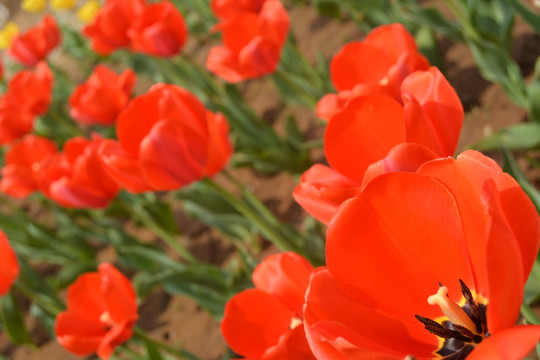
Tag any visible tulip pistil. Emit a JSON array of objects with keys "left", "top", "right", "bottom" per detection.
[{"left": 415, "top": 280, "right": 487, "bottom": 359}]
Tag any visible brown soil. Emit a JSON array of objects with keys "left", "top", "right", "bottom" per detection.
[{"left": 1, "top": 2, "right": 539, "bottom": 360}]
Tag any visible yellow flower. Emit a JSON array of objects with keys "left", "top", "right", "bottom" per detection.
[
  {"left": 0, "top": 22, "right": 19, "bottom": 50},
  {"left": 77, "top": 0, "right": 101, "bottom": 23},
  {"left": 50, "top": 0, "right": 76, "bottom": 11},
  {"left": 21, "top": 0, "right": 46, "bottom": 12}
]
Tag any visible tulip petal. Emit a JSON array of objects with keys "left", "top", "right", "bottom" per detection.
[
  {"left": 468, "top": 325, "right": 540, "bottom": 360},
  {"left": 481, "top": 180, "right": 524, "bottom": 333},
  {"left": 139, "top": 119, "right": 207, "bottom": 190},
  {"left": 55, "top": 312, "right": 106, "bottom": 356},
  {"left": 361, "top": 142, "right": 439, "bottom": 188},
  {"left": 221, "top": 288, "right": 295, "bottom": 359},
  {"left": 401, "top": 67, "right": 463, "bottom": 157},
  {"left": 330, "top": 42, "right": 392, "bottom": 92},
  {"left": 304, "top": 270, "right": 436, "bottom": 358},
  {"left": 252, "top": 252, "right": 314, "bottom": 315},
  {"left": 293, "top": 164, "right": 362, "bottom": 225},
  {"left": 99, "top": 263, "right": 138, "bottom": 325},
  {"left": 99, "top": 139, "right": 152, "bottom": 193},
  {"left": 0, "top": 231, "right": 18, "bottom": 296},
  {"left": 327, "top": 172, "right": 474, "bottom": 321},
  {"left": 325, "top": 95, "right": 405, "bottom": 183},
  {"left": 66, "top": 273, "right": 106, "bottom": 323}
]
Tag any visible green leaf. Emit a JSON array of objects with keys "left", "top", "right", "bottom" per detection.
[
  {"left": 1, "top": 292, "right": 34, "bottom": 345},
  {"left": 501, "top": 148, "right": 540, "bottom": 213},
  {"left": 506, "top": 0, "right": 540, "bottom": 36},
  {"left": 471, "top": 123, "right": 540, "bottom": 151},
  {"left": 468, "top": 39, "right": 527, "bottom": 108},
  {"left": 314, "top": 0, "right": 341, "bottom": 18},
  {"left": 145, "top": 339, "right": 165, "bottom": 360},
  {"left": 524, "top": 261, "right": 540, "bottom": 304}
]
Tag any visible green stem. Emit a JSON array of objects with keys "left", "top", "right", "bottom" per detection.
[
  {"left": 521, "top": 303, "right": 540, "bottom": 325},
  {"left": 204, "top": 175, "right": 304, "bottom": 254},
  {"left": 12, "top": 282, "right": 63, "bottom": 317},
  {"left": 442, "top": 0, "right": 482, "bottom": 42},
  {"left": 117, "top": 194, "right": 198, "bottom": 264},
  {"left": 133, "top": 327, "right": 202, "bottom": 360}
]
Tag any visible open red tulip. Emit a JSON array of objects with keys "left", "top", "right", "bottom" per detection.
[
  {"left": 295, "top": 67, "right": 462, "bottom": 224},
  {"left": 40, "top": 135, "right": 120, "bottom": 209},
  {"left": 316, "top": 23, "right": 429, "bottom": 121},
  {"left": 69, "top": 65, "right": 136, "bottom": 126},
  {"left": 206, "top": 0, "right": 289, "bottom": 82},
  {"left": 304, "top": 150, "right": 540, "bottom": 359},
  {"left": 83, "top": 0, "right": 145, "bottom": 55},
  {"left": 0, "top": 134, "right": 58, "bottom": 198},
  {"left": 99, "top": 84, "right": 232, "bottom": 193},
  {"left": 55, "top": 263, "right": 138, "bottom": 360},
  {"left": 0, "top": 230, "right": 19, "bottom": 296},
  {"left": 222, "top": 252, "right": 316, "bottom": 359},
  {"left": 128, "top": 1, "right": 187, "bottom": 57},
  {"left": 2, "top": 61, "right": 53, "bottom": 117},
  {"left": 8, "top": 15, "right": 61, "bottom": 67}
]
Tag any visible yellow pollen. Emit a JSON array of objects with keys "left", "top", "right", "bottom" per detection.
[
  {"left": 379, "top": 76, "right": 389, "bottom": 86},
  {"left": 289, "top": 316, "right": 302, "bottom": 329},
  {"left": 427, "top": 286, "right": 476, "bottom": 332},
  {"left": 99, "top": 311, "right": 113, "bottom": 325}
]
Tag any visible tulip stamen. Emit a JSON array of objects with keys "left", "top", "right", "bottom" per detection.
[
  {"left": 427, "top": 286, "right": 477, "bottom": 333},
  {"left": 416, "top": 280, "right": 487, "bottom": 358}
]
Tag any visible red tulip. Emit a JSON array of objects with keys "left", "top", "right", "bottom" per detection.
[
  {"left": 0, "top": 135, "right": 58, "bottom": 198},
  {"left": 206, "top": 0, "right": 290, "bottom": 82},
  {"left": 55, "top": 263, "right": 138, "bottom": 360},
  {"left": 295, "top": 67, "right": 461, "bottom": 224},
  {"left": 83, "top": 0, "right": 145, "bottom": 55},
  {"left": 316, "top": 23, "right": 429, "bottom": 121},
  {"left": 212, "top": 0, "right": 266, "bottom": 18},
  {"left": 222, "top": 252, "right": 316, "bottom": 359},
  {"left": 8, "top": 15, "right": 61, "bottom": 67},
  {"left": 69, "top": 65, "right": 136, "bottom": 126},
  {"left": 40, "top": 135, "right": 120, "bottom": 209},
  {"left": 2, "top": 62, "right": 53, "bottom": 116},
  {"left": 99, "top": 84, "right": 232, "bottom": 193},
  {"left": 304, "top": 150, "right": 540, "bottom": 359},
  {"left": 0, "top": 103, "right": 35, "bottom": 145},
  {"left": 0, "top": 231, "right": 19, "bottom": 296},
  {"left": 128, "top": 1, "right": 187, "bottom": 57}
]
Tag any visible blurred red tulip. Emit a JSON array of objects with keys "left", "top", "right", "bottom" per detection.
[
  {"left": 295, "top": 67, "right": 462, "bottom": 224},
  {"left": 8, "top": 15, "right": 61, "bottom": 67},
  {"left": 222, "top": 252, "right": 316, "bottom": 359},
  {"left": 304, "top": 150, "right": 540, "bottom": 359},
  {"left": 206, "top": 0, "right": 289, "bottom": 82},
  {"left": 40, "top": 135, "right": 120, "bottom": 209},
  {"left": 0, "top": 135, "right": 58, "bottom": 198},
  {"left": 128, "top": 1, "right": 187, "bottom": 57},
  {"left": 212, "top": 0, "right": 265, "bottom": 18},
  {"left": 55, "top": 263, "right": 138, "bottom": 360},
  {"left": 0, "top": 231, "right": 19, "bottom": 296},
  {"left": 83, "top": 0, "right": 145, "bottom": 55},
  {"left": 0, "top": 103, "right": 35, "bottom": 146},
  {"left": 316, "top": 23, "right": 429, "bottom": 120},
  {"left": 2, "top": 62, "right": 53, "bottom": 116},
  {"left": 69, "top": 65, "right": 136, "bottom": 126},
  {"left": 99, "top": 84, "right": 232, "bottom": 193}
]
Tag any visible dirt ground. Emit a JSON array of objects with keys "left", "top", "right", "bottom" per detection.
[{"left": 0, "top": 1, "right": 539, "bottom": 360}]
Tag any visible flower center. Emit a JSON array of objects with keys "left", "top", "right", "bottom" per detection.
[{"left": 415, "top": 280, "right": 488, "bottom": 359}]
